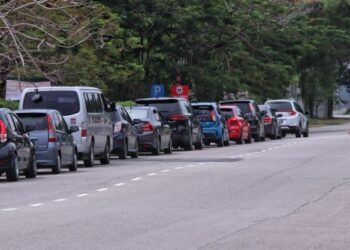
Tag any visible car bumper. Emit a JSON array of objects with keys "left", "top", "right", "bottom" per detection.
[
  {"left": 138, "top": 132, "right": 156, "bottom": 152},
  {"left": 264, "top": 124, "right": 275, "bottom": 135},
  {"left": 0, "top": 146, "right": 13, "bottom": 172},
  {"left": 202, "top": 128, "right": 222, "bottom": 142},
  {"left": 112, "top": 132, "right": 126, "bottom": 153},
  {"left": 35, "top": 146, "right": 58, "bottom": 167}
]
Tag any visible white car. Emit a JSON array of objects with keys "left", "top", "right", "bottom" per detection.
[{"left": 265, "top": 99, "right": 309, "bottom": 138}]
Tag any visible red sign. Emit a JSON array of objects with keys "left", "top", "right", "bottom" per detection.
[{"left": 171, "top": 84, "right": 189, "bottom": 98}]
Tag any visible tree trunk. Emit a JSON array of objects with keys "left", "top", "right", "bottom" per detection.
[
  {"left": 327, "top": 96, "right": 333, "bottom": 119},
  {"left": 0, "top": 73, "right": 7, "bottom": 99}
]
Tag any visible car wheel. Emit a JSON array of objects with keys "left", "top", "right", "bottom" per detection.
[
  {"left": 237, "top": 129, "right": 244, "bottom": 144},
  {"left": 25, "top": 153, "right": 37, "bottom": 178},
  {"left": 204, "top": 141, "right": 211, "bottom": 146},
  {"left": 282, "top": 131, "right": 287, "bottom": 138},
  {"left": 118, "top": 139, "right": 128, "bottom": 159},
  {"left": 244, "top": 132, "right": 252, "bottom": 144},
  {"left": 84, "top": 143, "right": 95, "bottom": 167},
  {"left": 6, "top": 154, "right": 19, "bottom": 182},
  {"left": 152, "top": 137, "right": 161, "bottom": 155},
  {"left": 69, "top": 150, "right": 78, "bottom": 172},
  {"left": 302, "top": 124, "right": 309, "bottom": 137},
  {"left": 217, "top": 135, "right": 224, "bottom": 147},
  {"left": 194, "top": 133, "right": 204, "bottom": 150},
  {"left": 130, "top": 141, "right": 139, "bottom": 158},
  {"left": 184, "top": 134, "right": 193, "bottom": 151},
  {"left": 164, "top": 138, "right": 173, "bottom": 154},
  {"left": 295, "top": 124, "right": 302, "bottom": 138},
  {"left": 100, "top": 140, "right": 111, "bottom": 165},
  {"left": 52, "top": 154, "right": 62, "bottom": 174}
]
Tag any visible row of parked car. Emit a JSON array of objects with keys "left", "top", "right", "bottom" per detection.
[{"left": 0, "top": 86, "right": 310, "bottom": 182}]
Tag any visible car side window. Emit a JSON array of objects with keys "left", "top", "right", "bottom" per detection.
[
  {"left": 181, "top": 101, "right": 193, "bottom": 115},
  {"left": 157, "top": 111, "right": 166, "bottom": 123},
  {"left": 100, "top": 94, "right": 108, "bottom": 111},
  {"left": 236, "top": 108, "right": 243, "bottom": 118},
  {"left": 294, "top": 102, "right": 304, "bottom": 114},
  {"left": 5, "top": 114, "right": 16, "bottom": 132},
  {"left": 57, "top": 113, "right": 69, "bottom": 133},
  {"left": 53, "top": 113, "right": 63, "bottom": 131},
  {"left": 94, "top": 93, "right": 103, "bottom": 113},
  {"left": 87, "top": 93, "right": 97, "bottom": 113},
  {"left": 154, "top": 110, "right": 161, "bottom": 122},
  {"left": 121, "top": 108, "right": 133, "bottom": 124},
  {"left": 11, "top": 114, "right": 24, "bottom": 134},
  {"left": 83, "top": 93, "right": 92, "bottom": 113},
  {"left": 270, "top": 108, "right": 276, "bottom": 117}
]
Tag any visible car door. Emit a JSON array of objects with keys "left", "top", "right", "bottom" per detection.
[
  {"left": 8, "top": 113, "right": 30, "bottom": 170},
  {"left": 53, "top": 112, "right": 68, "bottom": 165},
  {"left": 121, "top": 107, "right": 137, "bottom": 150},
  {"left": 155, "top": 110, "right": 170, "bottom": 149},
  {"left": 182, "top": 100, "right": 201, "bottom": 142},
  {"left": 294, "top": 102, "right": 307, "bottom": 130}
]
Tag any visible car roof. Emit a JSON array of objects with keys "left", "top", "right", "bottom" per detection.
[
  {"left": 22, "top": 86, "right": 100, "bottom": 92},
  {"left": 220, "top": 99, "right": 255, "bottom": 104},
  {"left": 191, "top": 102, "right": 217, "bottom": 107},
  {"left": 265, "top": 99, "right": 295, "bottom": 103},
  {"left": 136, "top": 97, "right": 187, "bottom": 102},
  {"left": 125, "top": 106, "right": 155, "bottom": 110},
  {"left": 219, "top": 105, "right": 235, "bottom": 110},
  {"left": 15, "top": 109, "right": 55, "bottom": 114}
]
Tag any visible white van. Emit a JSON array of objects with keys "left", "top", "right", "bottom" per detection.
[{"left": 19, "top": 86, "right": 113, "bottom": 167}]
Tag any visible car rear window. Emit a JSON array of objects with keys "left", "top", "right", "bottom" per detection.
[
  {"left": 23, "top": 91, "right": 80, "bottom": 116},
  {"left": 136, "top": 100, "right": 181, "bottom": 117},
  {"left": 266, "top": 102, "right": 293, "bottom": 112},
  {"left": 109, "top": 111, "right": 122, "bottom": 123},
  {"left": 16, "top": 113, "right": 47, "bottom": 130},
  {"left": 221, "top": 102, "right": 252, "bottom": 115},
  {"left": 220, "top": 108, "right": 233, "bottom": 119},
  {"left": 127, "top": 109, "right": 149, "bottom": 120},
  {"left": 193, "top": 106, "right": 214, "bottom": 122}
]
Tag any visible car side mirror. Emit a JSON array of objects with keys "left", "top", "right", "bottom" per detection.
[
  {"left": 277, "top": 114, "right": 283, "bottom": 118},
  {"left": 69, "top": 126, "right": 79, "bottom": 133},
  {"left": 305, "top": 111, "right": 310, "bottom": 116},
  {"left": 133, "top": 119, "right": 142, "bottom": 125},
  {"left": 25, "top": 125, "right": 35, "bottom": 132},
  {"left": 109, "top": 102, "right": 116, "bottom": 111}
]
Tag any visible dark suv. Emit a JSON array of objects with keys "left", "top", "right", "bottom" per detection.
[
  {"left": 219, "top": 100, "right": 265, "bottom": 142},
  {"left": 135, "top": 97, "right": 203, "bottom": 150},
  {"left": 0, "top": 108, "right": 37, "bottom": 181}
]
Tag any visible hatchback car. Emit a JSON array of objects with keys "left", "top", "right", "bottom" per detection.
[
  {"left": 0, "top": 108, "right": 37, "bottom": 181},
  {"left": 258, "top": 105, "right": 282, "bottom": 140},
  {"left": 191, "top": 102, "right": 229, "bottom": 147},
  {"left": 109, "top": 105, "right": 140, "bottom": 159},
  {"left": 265, "top": 99, "right": 309, "bottom": 138},
  {"left": 15, "top": 109, "right": 79, "bottom": 174},
  {"left": 135, "top": 97, "right": 203, "bottom": 150},
  {"left": 126, "top": 106, "right": 172, "bottom": 155},
  {"left": 219, "top": 105, "right": 251, "bottom": 144},
  {"left": 219, "top": 100, "right": 265, "bottom": 142}
]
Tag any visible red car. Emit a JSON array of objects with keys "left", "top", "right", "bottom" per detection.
[{"left": 219, "top": 105, "right": 251, "bottom": 144}]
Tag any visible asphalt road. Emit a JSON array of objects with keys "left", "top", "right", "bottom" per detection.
[{"left": 1, "top": 124, "right": 350, "bottom": 250}]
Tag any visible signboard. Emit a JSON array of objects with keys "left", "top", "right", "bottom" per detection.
[
  {"left": 171, "top": 84, "right": 189, "bottom": 98},
  {"left": 150, "top": 84, "right": 165, "bottom": 98}
]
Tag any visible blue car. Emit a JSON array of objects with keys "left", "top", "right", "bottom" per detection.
[{"left": 191, "top": 102, "right": 229, "bottom": 147}]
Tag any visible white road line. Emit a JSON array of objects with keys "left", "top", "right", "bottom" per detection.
[
  {"left": 161, "top": 169, "right": 170, "bottom": 173},
  {"left": 246, "top": 153, "right": 252, "bottom": 156},
  {"left": 114, "top": 183, "right": 125, "bottom": 187},
  {"left": 268, "top": 148, "right": 274, "bottom": 151},
  {"left": 238, "top": 154, "right": 244, "bottom": 157},
  {"left": 261, "top": 150, "right": 267, "bottom": 153},
  {"left": 76, "top": 193, "right": 88, "bottom": 198},
  {"left": 199, "top": 163, "right": 206, "bottom": 166},
  {"left": 187, "top": 164, "right": 194, "bottom": 168},
  {"left": 97, "top": 188, "right": 108, "bottom": 192},
  {"left": 229, "top": 155, "right": 238, "bottom": 159},
  {"left": 131, "top": 177, "right": 142, "bottom": 181},
  {"left": 175, "top": 167, "right": 183, "bottom": 170},
  {"left": 53, "top": 199, "right": 67, "bottom": 202},
  {"left": 253, "top": 151, "right": 260, "bottom": 154},
  {"left": 30, "top": 203, "right": 43, "bottom": 207},
  {"left": 2, "top": 208, "right": 18, "bottom": 212},
  {"left": 147, "top": 173, "right": 157, "bottom": 176}
]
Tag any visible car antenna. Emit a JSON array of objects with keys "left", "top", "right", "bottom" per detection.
[{"left": 32, "top": 88, "right": 42, "bottom": 103}]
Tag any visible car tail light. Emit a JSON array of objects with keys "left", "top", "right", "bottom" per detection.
[
  {"left": 81, "top": 121, "right": 88, "bottom": 138},
  {"left": 210, "top": 111, "right": 216, "bottom": 122},
  {"left": 143, "top": 122, "right": 154, "bottom": 132},
  {"left": 114, "top": 121, "right": 122, "bottom": 133},
  {"left": 47, "top": 115, "right": 56, "bottom": 142},
  {"left": 249, "top": 103, "right": 254, "bottom": 112},
  {"left": 263, "top": 116, "right": 273, "bottom": 124},
  {"left": 0, "top": 119, "right": 7, "bottom": 143},
  {"left": 289, "top": 111, "right": 297, "bottom": 116},
  {"left": 169, "top": 113, "right": 186, "bottom": 121}
]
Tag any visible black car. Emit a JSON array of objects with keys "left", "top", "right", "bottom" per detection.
[
  {"left": 219, "top": 100, "right": 265, "bottom": 142},
  {"left": 135, "top": 97, "right": 203, "bottom": 150},
  {"left": 0, "top": 108, "right": 37, "bottom": 181},
  {"left": 110, "top": 105, "right": 141, "bottom": 159},
  {"left": 125, "top": 106, "right": 172, "bottom": 155},
  {"left": 258, "top": 105, "right": 282, "bottom": 140}
]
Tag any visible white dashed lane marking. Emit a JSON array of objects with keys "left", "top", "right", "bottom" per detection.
[
  {"left": 2, "top": 208, "right": 18, "bottom": 212},
  {"left": 30, "top": 203, "right": 43, "bottom": 207},
  {"left": 187, "top": 164, "right": 195, "bottom": 168},
  {"left": 53, "top": 199, "right": 67, "bottom": 202},
  {"left": 97, "top": 188, "right": 108, "bottom": 192},
  {"left": 175, "top": 167, "right": 183, "bottom": 170},
  {"left": 114, "top": 183, "right": 125, "bottom": 187},
  {"left": 76, "top": 193, "right": 88, "bottom": 198},
  {"left": 161, "top": 170, "right": 170, "bottom": 173},
  {"left": 131, "top": 177, "right": 142, "bottom": 181},
  {"left": 147, "top": 173, "right": 157, "bottom": 176}
]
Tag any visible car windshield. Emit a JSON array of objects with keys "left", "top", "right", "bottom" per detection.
[
  {"left": 193, "top": 106, "right": 214, "bottom": 122},
  {"left": 23, "top": 91, "right": 80, "bottom": 116},
  {"left": 223, "top": 102, "right": 251, "bottom": 115},
  {"left": 267, "top": 102, "right": 293, "bottom": 112},
  {"left": 127, "top": 109, "right": 149, "bottom": 120},
  {"left": 16, "top": 113, "right": 47, "bottom": 130}
]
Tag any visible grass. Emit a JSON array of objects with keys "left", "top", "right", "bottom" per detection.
[{"left": 309, "top": 118, "right": 350, "bottom": 127}]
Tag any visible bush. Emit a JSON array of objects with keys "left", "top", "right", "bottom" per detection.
[
  {"left": 0, "top": 99, "right": 19, "bottom": 110},
  {"left": 117, "top": 100, "right": 136, "bottom": 107}
]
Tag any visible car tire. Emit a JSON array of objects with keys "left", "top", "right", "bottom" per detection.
[
  {"left": 282, "top": 131, "right": 287, "bottom": 138},
  {"left": 237, "top": 129, "right": 244, "bottom": 144},
  {"left": 52, "top": 154, "right": 62, "bottom": 174},
  {"left": 295, "top": 124, "right": 302, "bottom": 138},
  {"left": 69, "top": 150, "right": 78, "bottom": 172},
  {"left": 245, "top": 132, "right": 252, "bottom": 144},
  {"left": 271, "top": 127, "right": 277, "bottom": 140},
  {"left": 204, "top": 141, "right": 210, "bottom": 146},
  {"left": 164, "top": 138, "right": 173, "bottom": 154},
  {"left": 217, "top": 136, "right": 224, "bottom": 147},
  {"left": 152, "top": 137, "right": 161, "bottom": 155},
  {"left": 6, "top": 154, "right": 19, "bottom": 182},
  {"left": 184, "top": 134, "right": 193, "bottom": 151},
  {"left": 84, "top": 143, "right": 95, "bottom": 167},
  {"left": 25, "top": 153, "right": 37, "bottom": 178},
  {"left": 100, "top": 141, "right": 110, "bottom": 165},
  {"left": 118, "top": 139, "right": 128, "bottom": 159},
  {"left": 130, "top": 141, "right": 139, "bottom": 158},
  {"left": 302, "top": 124, "right": 309, "bottom": 137},
  {"left": 194, "top": 133, "right": 204, "bottom": 150}
]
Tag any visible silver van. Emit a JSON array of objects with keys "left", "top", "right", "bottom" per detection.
[{"left": 18, "top": 87, "right": 113, "bottom": 167}]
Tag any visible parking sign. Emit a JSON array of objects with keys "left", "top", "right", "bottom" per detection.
[{"left": 150, "top": 84, "right": 165, "bottom": 97}]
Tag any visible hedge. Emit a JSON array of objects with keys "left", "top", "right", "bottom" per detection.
[{"left": 0, "top": 99, "right": 19, "bottom": 110}]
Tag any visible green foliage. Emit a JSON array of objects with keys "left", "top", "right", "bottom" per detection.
[
  {"left": 0, "top": 99, "right": 18, "bottom": 110},
  {"left": 117, "top": 100, "right": 136, "bottom": 107}
]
